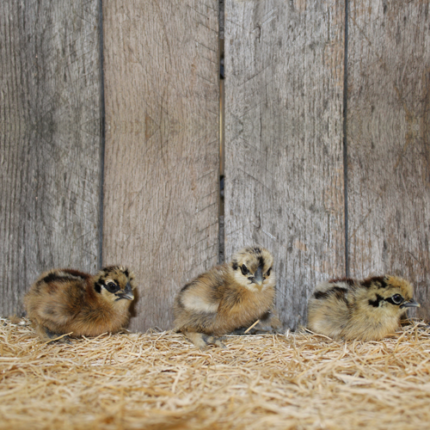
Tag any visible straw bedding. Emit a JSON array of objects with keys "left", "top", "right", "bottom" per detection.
[{"left": 1, "top": 318, "right": 430, "bottom": 430}]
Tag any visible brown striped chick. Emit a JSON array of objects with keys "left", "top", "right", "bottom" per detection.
[
  {"left": 307, "top": 275, "right": 419, "bottom": 341},
  {"left": 24, "top": 266, "right": 136, "bottom": 340},
  {"left": 173, "top": 246, "right": 281, "bottom": 349}
]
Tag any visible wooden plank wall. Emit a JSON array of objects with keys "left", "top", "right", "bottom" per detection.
[
  {"left": 224, "top": 0, "right": 346, "bottom": 329},
  {"left": 102, "top": 0, "right": 220, "bottom": 331},
  {"left": 1, "top": 0, "right": 429, "bottom": 329},
  {"left": 347, "top": 0, "right": 430, "bottom": 319},
  {"left": 0, "top": 1, "right": 103, "bottom": 317}
]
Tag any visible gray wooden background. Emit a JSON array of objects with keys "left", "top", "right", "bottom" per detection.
[{"left": 1, "top": 0, "right": 429, "bottom": 331}]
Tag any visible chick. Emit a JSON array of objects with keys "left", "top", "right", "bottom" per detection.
[
  {"left": 307, "top": 275, "right": 420, "bottom": 341},
  {"left": 24, "top": 266, "right": 136, "bottom": 340},
  {"left": 173, "top": 246, "right": 281, "bottom": 348}
]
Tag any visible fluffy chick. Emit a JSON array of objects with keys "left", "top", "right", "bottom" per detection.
[
  {"left": 24, "top": 266, "right": 136, "bottom": 340},
  {"left": 307, "top": 275, "right": 419, "bottom": 341},
  {"left": 173, "top": 246, "right": 281, "bottom": 349}
]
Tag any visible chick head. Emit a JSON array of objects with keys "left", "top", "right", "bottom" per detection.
[
  {"left": 94, "top": 266, "right": 136, "bottom": 305},
  {"left": 230, "top": 246, "right": 275, "bottom": 292},
  {"left": 364, "top": 275, "right": 419, "bottom": 317}
]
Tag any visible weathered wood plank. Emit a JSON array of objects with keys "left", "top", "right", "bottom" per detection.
[
  {"left": 0, "top": 1, "right": 103, "bottom": 317},
  {"left": 347, "top": 0, "right": 430, "bottom": 320},
  {"left": 224, "top": 0, "right": 346, "bottom": 329},
  {"left": 102, "top": 0, "right": 220, "bottom": 331}
]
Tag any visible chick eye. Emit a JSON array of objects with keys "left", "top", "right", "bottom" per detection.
[
  {"left": 240, "top": 265, "right": 249, "bottom": 276},
  {"left": 266, "top": 267, "right": 272, "bottom": 277},
  {"left": 391, "top": 294, "right": 403, "bottom": 305},
  {"left": 105, "top": 282, "right": 120, "bottom": 293}
]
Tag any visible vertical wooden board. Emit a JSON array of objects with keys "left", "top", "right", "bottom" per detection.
[
  {"left": 0, "top": 1, "right": 102, "bottom": 316},
  {"left": 224, "top": 0, "right": 346, "bottom": 329},
  {"left": 103, "top": 1, "right": 219, "bottom": 331},
  {"left": 347, "top": 0, "right": 430, "bottom": 319}
]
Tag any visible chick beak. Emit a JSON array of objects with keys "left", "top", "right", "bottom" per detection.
[
  {"left": 400, "top": 299, "right": 420, "bottom": 309},
  {"left": 117, "top": 282, "right": 134, "bottom": 301},
  {"left": 254, "top": 266, "right": 263, "bottom": 286}
]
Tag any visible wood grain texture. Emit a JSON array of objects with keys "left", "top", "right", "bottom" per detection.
[
  {"left": 0, "top": 1, "right": 102, "bottom": 317},
  {"left": 224, "top": 0, "right": 346, "bottom": 329},
  {"left": 347, "top": 0, "right": 430, "bottom": 320},
  {"left": 102, "top": 0, "right": 219, "bottom": 331}
]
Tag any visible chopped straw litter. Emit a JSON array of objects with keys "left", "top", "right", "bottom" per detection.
[{"left": 1, "top": 318, "right": 430, "bottom": 430}]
